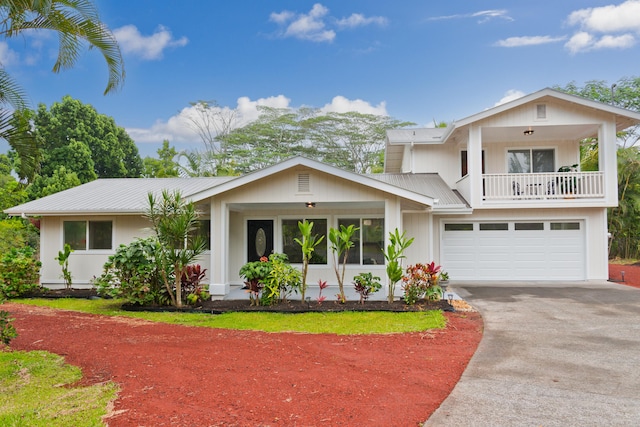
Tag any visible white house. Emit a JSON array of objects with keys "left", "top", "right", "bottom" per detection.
[{"left": 6, "top": 88, "right": 640, "bottom": 299}]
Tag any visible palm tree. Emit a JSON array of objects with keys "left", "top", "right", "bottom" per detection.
[{"left": 0, "top": 0, "right": 125, "bottom": 181}]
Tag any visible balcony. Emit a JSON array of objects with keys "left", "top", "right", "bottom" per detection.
[{"left": 483, "top": 172, "right": 605, "bottom": 201}]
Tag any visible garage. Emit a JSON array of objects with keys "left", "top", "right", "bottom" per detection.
[{"left": 441, "top": 220, "right": 585, "bottom": 281}]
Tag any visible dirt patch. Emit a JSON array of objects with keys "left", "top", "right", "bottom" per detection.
[
  {"left": 609, "top": 262, "right": 640, "bottom": 289},
  {"left": 5, "top": 302, "right": 482, "bottom": 427}
]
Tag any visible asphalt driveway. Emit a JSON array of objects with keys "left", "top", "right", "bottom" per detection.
[{"left": 426, "top": 281, "right": 640, "bottom": 427}]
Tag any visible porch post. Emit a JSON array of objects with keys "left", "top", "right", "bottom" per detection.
[
  {"left": 599, "top": 120, "right": 618, "bottom": 206},
  {"left": 208, "top": 199, "right": 229, "bottom": 299},
  {"left": 468, "top": 125, "right": 483, "bottom": 207}
]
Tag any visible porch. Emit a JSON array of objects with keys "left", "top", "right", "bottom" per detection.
[{"left": 482, "top": 171, "right": 604, "bottom": 201}]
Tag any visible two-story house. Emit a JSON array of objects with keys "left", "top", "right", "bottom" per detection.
[{"left": 6, "top": 88, "right": 640, "bottom": 299}]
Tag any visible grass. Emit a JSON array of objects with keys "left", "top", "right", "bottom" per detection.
[
  {"left": 13, "top": 298, "right": 447, "bottom": 335},
  {"left": 0, "top": 350, "right": 118, "bottom": 427}
]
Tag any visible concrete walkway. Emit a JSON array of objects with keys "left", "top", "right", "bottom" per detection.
[{"left": 425, "top": 281, "right": 640, "bottom": 427}]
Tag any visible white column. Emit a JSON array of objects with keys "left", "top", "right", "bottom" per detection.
[{"left": 468, "top": 125, "right": 482, "bottom": 207}]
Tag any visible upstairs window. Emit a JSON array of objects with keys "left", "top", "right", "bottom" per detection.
[
  {"left": 64, "top": 220, "right": 112, "bottom": 250},
  {"left": 508, "top": 149, "right": 554, "bottom": 173}
]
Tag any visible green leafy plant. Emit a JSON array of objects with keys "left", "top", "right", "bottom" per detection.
[
  {"left": 146, "top": 190, "right": 208, "bottom": 307},
  {"left": 239, "top": 256, "right": 271, "bottom": 305},
  {"left": 94, "top": 237, "right": 168, "bottom": 306},
  {"left": 55, "top": 243, "right": 73, "bottom": 289},
  {"left": 353, "top": 272, "right": 381, "bottom": 304},
  {"left": 0, "top": 299, "right": 17, "bottom": 346},
  {"left": 0, "top": 247, "right": 42, "bottom": 298},
  {"left": 439, "top": 271, "right": 450, "bottom": 282},
  {"left": 402, "top": 262, "right": 442, "bottom": 305},
  {"left": 262, "top": 253, "right": 301, "bottom": 306},
  {"left": 329, "top": 224, "right": 359, "bottom": 303},
  {"left": 383, "top": 228, "right": 414, "bottom": 303},
  {"left": 294, "top": 220, "right": 325, "bottom": 304}
]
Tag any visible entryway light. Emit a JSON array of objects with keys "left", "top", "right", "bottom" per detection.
[
  {"left": 305, "top": 202, "right": 316, "bottom": 208},
  {"left": 524, "top": 127, "right": 534, "bottom": 136}
]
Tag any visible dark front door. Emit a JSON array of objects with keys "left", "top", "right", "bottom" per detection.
[{"left": 247, "top": 220, "right": 274, "bottom": 262}]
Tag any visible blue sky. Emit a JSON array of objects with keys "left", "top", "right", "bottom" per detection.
[{"left": 3, "top": 0, "right": 640, "bottom": 157}]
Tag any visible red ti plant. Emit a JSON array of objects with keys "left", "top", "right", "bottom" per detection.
[{"left": 317, "top": 279, "right": 328, "bottom": 305}]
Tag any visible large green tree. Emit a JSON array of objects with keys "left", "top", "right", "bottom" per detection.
[
  {"left": 213, "top": 106, "right": 413, "bottom": 175},
  {"left": 0, "top": 0, "right": 125, "bottom": 181},
  {"left": 143, "top": 140, "right": 179, "bottom": 178},
  {"left": 33, "top": 96, "right": 143, "bottom": 184},
  {"left": 557, "top": 77, "right": 640, "bottom": 259}
]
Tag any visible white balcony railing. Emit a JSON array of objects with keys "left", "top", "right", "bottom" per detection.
[{"left": 483, "top": 172, "right": 605, "bottom": 201}]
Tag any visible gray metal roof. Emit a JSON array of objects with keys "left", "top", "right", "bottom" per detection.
[
  {"left": 367, "top": 173, "right": 469, "bottom": 211},
  {"left": 5, "top": 177, "right": 233, "bottom": 216}
]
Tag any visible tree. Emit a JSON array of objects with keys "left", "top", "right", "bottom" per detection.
[
  {"left": 33, "top": 96, "right": 143, "bottom": 182},
  {"left": 305, "top": 112, "right": 414, "bottom": 173},
  {"left": 27, "top": 166, "right": 81, "bottom": 199},
  {"left": 294, "top": 220, "right": 324, "bottom": 304},
  {"left": 556, "top": 78, "right": 640, "bottom": 259},
  {"left": 145, "top": 190, "right": 207, "bottom": 307},
  {"left": 143, "top": 140, "right": 179, "bottom": 178},
  {"left": 186, "top": 100, "right": 238, "bottom": 171},
  {"left": 0, "top": 0, "right": 125, "bottom": 181},
  {"left": 328, "top": 224, "right": 358, "bottom": 303}
]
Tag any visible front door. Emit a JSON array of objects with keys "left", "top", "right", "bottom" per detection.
[{"left": 247, "top": 220, "right": 274, "bottom": 262}]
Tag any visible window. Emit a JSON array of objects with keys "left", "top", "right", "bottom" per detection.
[
  {"left": 515, "top": 222, "right": 544, "bottom": 231},
  {"left": 550, "top": 222, "right": 580, "bottom": 230},
  {"left": 508, "top": 149, "right": 554, "bottom": 173},
  {"left": 444, "top": 223, "right": 473, "bottom": 231},
  {"left": 281, "top": 218, "right": 327, "bottom": 264},
  {"left": 479, "top": 223, "right": 508, "bottom": 231},
  {"left": 461, "top": 150, "right": 485, "bottom": 177},
  {"left": 64, "top": 220, "right": 112, "bottom": 250},
  {"left": 189, "top": 220, "right": 211, "bottom": 250},
  {"left": 337, "top": 218, "right": 385, "bottom": 265}
]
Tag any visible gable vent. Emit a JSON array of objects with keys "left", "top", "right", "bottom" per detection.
[
  {"left": 298, "top": 173, "right": 310, "bottom": 192},
  {"left": 536, "top": 104, "right": 547, "bottom": 119}
]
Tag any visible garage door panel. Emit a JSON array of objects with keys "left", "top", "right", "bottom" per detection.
[{"left": 442, "top": 220, "right": 585, "bottom": 280}]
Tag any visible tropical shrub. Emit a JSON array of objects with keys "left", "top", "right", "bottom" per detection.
[
  {"left": 262, "top": 253, "right": 301, "bottom": 306},
  {"left": 317, "top": 279, "right": 328, "bottom": 305},
  {"left": 383, "top": 228, "right": 414, "bottom": 303},
  {"left": 181, "top": 264, "right": 209, "bottom": 305},
  {"left": 0, "top": 247, "right": 42, "bottom": 298},
  {"left": 329, "top": 224, "right": 359, "bottom": 303},
  {"left": 294, "top": 220, "right": 324, "bottom": 304},
  {"left": 239, "top": 256, "right": 271, "bottom": 305},
  {"left": 55, "top": 243, "right": 73, "bottom": 289},
  {"left": 95, "top": 237, "right": 169, "bottom": 306},
  {"left": 402, "top": 262, "right": 442, "bottom": 305},
  {"left": 353, "top": 272, "right": 381, "bottom": 304}
]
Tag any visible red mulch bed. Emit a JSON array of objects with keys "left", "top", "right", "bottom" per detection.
[
  {"left": 609, "top": 262, "right": 640, "bottom": 288},
  {"left": 5, "top": 303, "right": 482, "bottom": 427}
]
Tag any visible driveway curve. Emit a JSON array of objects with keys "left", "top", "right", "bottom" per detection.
[{"left": 426, "top": 281, "right": 640, "bottom": 427}]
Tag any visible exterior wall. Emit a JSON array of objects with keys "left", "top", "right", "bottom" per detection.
[
  {"left": 39, "top": 214, "right": 213, "bottom": 289},
  {"left": 433, "top": 207, "right": 609, "bottom": 281},
  {"left": 403, "top": 211, "right": 432, "bottom": 264}
]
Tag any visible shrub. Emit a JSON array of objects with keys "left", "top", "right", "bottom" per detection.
[
  {"left": 0, "top": 306, "right": 17, "bottom": 346},
  {"left": 262, "top": 254, "right": 301, "bottom": 306},
  {"left": 0, "top": 247, "right": 42, "bottom": 298},
  {"left": 94, "top": 237, "right": 169, "bottom": 306},
  {"left": 181, "top": 264, "right": 209, "bottom": 305},
  {"left": 353, "top": 272, "right": 381, "bottom": 304},
  {"left": 401, "top": 262, "right": 442, "bottom": 305}
]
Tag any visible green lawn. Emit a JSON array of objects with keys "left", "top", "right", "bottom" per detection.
[
  {"left": 0, "top": 350, "right": 118, "bottom": 427},
  {"left": 13, "top": 298, "right": 447, "bottom": 335}
]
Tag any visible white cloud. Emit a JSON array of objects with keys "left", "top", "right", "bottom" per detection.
[
  {"left": 428, "top": 9, "right": 513, "bottom": 23},
  {"left": 320, "top": 96, "right": 387, "bottom": 115},
  {"left": 565, "top": 0, "right": 640, "bottom": 53},
  {"left": 494, "top": 89, "right": 526, "bottom": 107},
  {"left": 127, "top": 95, "right": 387, "bottom": 144},
  {"left": 0, "top": 42, "right": 18, "bottom": 66},
  {"left": 567, "top": 1, "right": 640, "bottom": 33},
  {"left": 336, "top": 13, "right": 388, "bottom": 29},
  {"left": 495, "top": 35, "right": 566, "bottom": 47},
  {"left": 269, "top": 3, "right": 388, "bottom": 42},
  {"left": 113, "top": 25, "right": 188, "bottom": 60}
]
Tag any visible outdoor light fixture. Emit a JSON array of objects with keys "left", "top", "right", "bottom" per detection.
[
  {"left": 524, "top": 127, "right": 534, "bottom": 136},
  {"left": 305, "top": 202, "right": 316, "bottom": 208},
  {"left": 447, "top": 293, "right": 454, "bottom": 305}
]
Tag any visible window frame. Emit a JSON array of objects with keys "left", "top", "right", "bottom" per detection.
[
  {"left": 280, "top": 217, "right": 328, "bottom": 265},
  {"left": 63, "top": 219, "right": 114, "bottom": 251},
  {"left": 507, "top": 148, "right": 555, "bottom": 174},
  {"left": 336, "top": 217, "right": 385, "bottom": 266}
]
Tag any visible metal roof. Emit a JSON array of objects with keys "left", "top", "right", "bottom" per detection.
[
  {"left": 4, "top": 177, "right": 233, "bottom": 216},
  {"left": 367, "top": 173, "right": 469, "bottom": 211}
]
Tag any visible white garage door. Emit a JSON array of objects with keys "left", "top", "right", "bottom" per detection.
[{"left": 441, "top": 220, "right": 585, "bottom": 280}]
